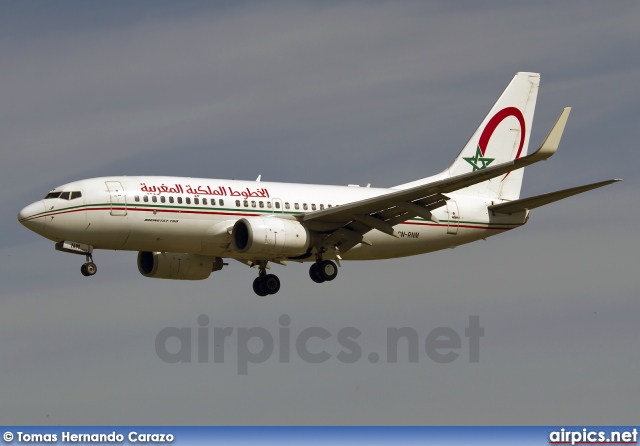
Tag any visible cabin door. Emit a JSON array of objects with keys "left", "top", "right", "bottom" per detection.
[{"left": 106, "top": 181, "right": 127, "bottom": 216}]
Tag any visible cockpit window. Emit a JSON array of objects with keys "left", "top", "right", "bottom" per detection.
[{"left": 44, "top": 190, "right": 82, "bottom": 200}]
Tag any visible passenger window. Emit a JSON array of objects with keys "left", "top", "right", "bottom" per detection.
[
  {"left": 244, "top": 200, "right": 249, "bottom": 208},
  {"left": 275, "top": 202, "right": 281, "bottom": 209},
  {"left": 169, "top": 197, "right": 174, "bottom": 204},
  {"left": 259, "top": 201, "right": 264, "bottom": 208},
  {"left": 311, "top": 204, "right": 316, "bottom": 211},
  {"left": 143, "top": 196, "right": 149, "bottom": 203},
  {"left": 177, "top": 197, "right": 182, "bottom": 204},
  {"left": 251, "top": 201, "right": 256, "bottom": 208},
  {"left": 194, "top": 197, "right": 199, "bottom": 205},
  {"left": 320, "top": 204, "right": 324, "bottom": 210},
  {"left": 186, "top": 197, "right": 191, "bottom": 205},
  {"left": 303, "top": 203, "right": 308, "bottom": 211},
  {"left": 267, "top": 202, "right": 272, "bottom": 209},
  {"left": 44, "top": 192, "right": 62, "bottom": 199},
  {"left": 160, "top": 196, "right": 166, "bottom": 203},
  {"left": 328, "top": 204, "right": 332, "bottom": 208},
  {"left": 294, "top": 203, "right": 299, "bottom": 210},
  {"left": 236, "top": 200, "right": 241, "bottom": 207},
  {"left": 219, "top": 199, "right": 224, "bottom": 206},
  {"left": 135, "top": 196, "right": 140, "bottom": 202},
  {"left": 152, "top": 196, "right": 157, "bottom": 203},
  {"left": 285, "top": 203, "right": 290, "bottom": 210},
  {"left": 202, "top": 198, "right": 207, "bottom": 205},
  {"left": 59, "top": 192, "right": 70, "bottom": 200},
  {"left": 70, "top": 191, "right": 82, "bottom": 200}
]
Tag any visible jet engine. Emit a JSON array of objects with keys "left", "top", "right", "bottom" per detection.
[
  {"left": 231, "top": 217, "right": 310, "bottom": 257},
  {"left": 137, "top": 251, "right": 223, "bottom": 280}
]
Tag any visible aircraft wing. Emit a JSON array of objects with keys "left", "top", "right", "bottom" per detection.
[{"left": 297, "top": 108, "right": 571, "bottom": 253}]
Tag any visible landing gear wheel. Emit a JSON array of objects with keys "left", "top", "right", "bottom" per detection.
[
  {"left": 263, "top": 274, "right": 281, "bottom": 294},
  {"left": 319, "top": 260, "right": 338, "bottom": 281},
  {"left": 81, "top": 262, "right": 97, "bottom": 277},
  {"left": 309, "top": 263, "right": 325, "bottom": 283},
  {"left": 253, "top": 277, "right": 269, "bottom": 296},
  {"left": 85, "top": 262, "right": 97, "bottom": 276}
]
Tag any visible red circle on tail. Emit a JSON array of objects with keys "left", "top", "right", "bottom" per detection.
[{"left": 478, "top": 106, "right": 526, "bottom": 158}]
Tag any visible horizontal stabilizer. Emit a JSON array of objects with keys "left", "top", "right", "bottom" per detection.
[{"left": 488, "top": 179, "right": 621, "bottom": 214}]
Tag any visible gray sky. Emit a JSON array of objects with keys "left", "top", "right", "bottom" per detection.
[{"left": 1, "top": 1, "right": 638, "bottom": 425}]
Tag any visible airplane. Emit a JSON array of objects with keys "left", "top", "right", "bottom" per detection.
[{"left": 18, "top": 72, "right": 620, "bottom": 296}]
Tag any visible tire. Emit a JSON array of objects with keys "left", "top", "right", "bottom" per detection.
[
  {"left": 80, "top": 264, "right": 90, "bottom": 277},
  {"left": 319, "top": 260, "right": 338, "bottom": 281},
  {"left": 264, "top": 274, "right": 281, "bottom": 294},
  {"left": 309, "top": 263, "right": 325, "bottom": 283},
  {"left": 85, "top": 262, "right": 97, "bottom": 276},
  {"left": 253, "top": 277, "right": 269, "bottom": 296}
]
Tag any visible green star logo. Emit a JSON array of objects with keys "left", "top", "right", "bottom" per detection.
[{"left": 463, "top": 146, "right": 495, "bottom": 171}]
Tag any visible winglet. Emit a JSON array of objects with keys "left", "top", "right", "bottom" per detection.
[{"left": 529, "top": 107, "right": 571, "bottom": 161}]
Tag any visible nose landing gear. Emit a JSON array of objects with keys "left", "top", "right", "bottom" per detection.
[
  {"left": 80, "top": 250, "right": 97, "bottom": 277},
  {"left": 55, "top": 241, "right": 97, "bottom": 277},
  {"left": 80, "top": 258, "right": 97, "bottom": 277}
]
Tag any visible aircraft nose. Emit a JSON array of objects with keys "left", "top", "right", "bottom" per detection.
[{"left": 18, "top": 201, "right": 46, "bottom": 232}]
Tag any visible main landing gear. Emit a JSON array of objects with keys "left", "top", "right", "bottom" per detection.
[
  {"left": 252, "top": 262, "right": 281, "bottom": 296},
  {"left": 309, "top": 259, "right": 338, "bottom": 283},
  {"left": 250, "top": 257, "right": 339, "bottom": 296}
]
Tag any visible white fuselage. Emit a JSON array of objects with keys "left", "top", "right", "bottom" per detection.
[{"left": 20, "top": 176, "right": 527, "bottom": 262}]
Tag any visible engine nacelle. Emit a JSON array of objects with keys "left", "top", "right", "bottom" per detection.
[
  {"left": 231, "top": 217, "right": 310, "bottom": 257},
  {"left": 137, "top": 251, "right": 223, "bottom": 280}
]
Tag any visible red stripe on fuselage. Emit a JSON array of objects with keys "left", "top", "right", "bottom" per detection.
[
  {"left": 23, "top": 206, "right": 262, "bottom": 221},
  {"left": 24, "top": 206, "right": 516, "bottom": 231},
  {"left": 403, "top": 221, "right": 514, "bottom": 231}
]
